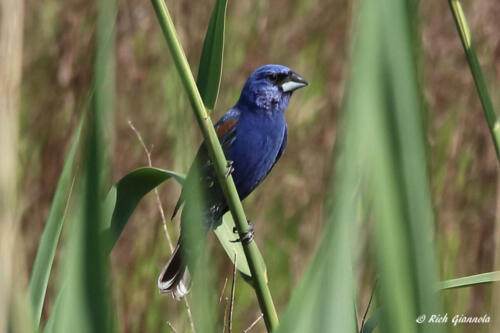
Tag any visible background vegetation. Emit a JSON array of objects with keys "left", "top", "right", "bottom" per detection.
[{"left": 2, "top": 0, "right": 500, "bottom": 332}]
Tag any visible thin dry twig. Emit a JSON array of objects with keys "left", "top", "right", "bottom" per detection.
[
  {"left": 128, "top": 120, "right": 175, "bottom": 252},
  {"left": 166, "top": 321, "right": 178, "bottom": 333},
  {"left": 243, "top": 313, "right": 264, "bottom": 333},
  {"left": 183, "top": 298, "right": 196, "bottom": 333},
  {"left": 219, "top": 276, "right": 229, "bottom": 304},
  {"left": 222, "top": 296, "right": 229, "bottom": 333},
  {"left": 228, "top": 254, "right": 237, "bottom": 333},
  {"left": 129, "top": 120, "right": 196, "bottom": 333},
  {"left": 360, "top": 278, "right": 378, "bottom": 333}
]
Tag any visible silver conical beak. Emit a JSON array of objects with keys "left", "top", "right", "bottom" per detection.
[{"left": 281, "top": 72, "right": 308, "bottom": 92}]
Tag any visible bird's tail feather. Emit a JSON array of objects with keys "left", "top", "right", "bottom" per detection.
[{"left": 158, "top": 243, "right": 191, "bottom": 299}]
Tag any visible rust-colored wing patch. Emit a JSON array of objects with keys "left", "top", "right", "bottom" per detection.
[{"left": 215, "top": 119, "right": 238, "bottom": 138}]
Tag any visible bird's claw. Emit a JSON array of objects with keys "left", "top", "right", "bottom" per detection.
[
  {"left": 224, "top": 160, "right": 235, "bottom": 179},
  {"left": 231, "top": 220, "right": 254, "bottom": 245}
]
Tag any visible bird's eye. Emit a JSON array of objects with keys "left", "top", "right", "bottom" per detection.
[{"left": 268, "top": 73, "right": 289, "bottom": 84}]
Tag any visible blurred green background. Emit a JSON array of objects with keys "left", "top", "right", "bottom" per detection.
[{"left": 16, "top": 0, "right": 500, "bottom": 332}]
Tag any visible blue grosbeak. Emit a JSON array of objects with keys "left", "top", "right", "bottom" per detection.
[{"left": 158, "top": 64, "right": 308, "bottom": 298}]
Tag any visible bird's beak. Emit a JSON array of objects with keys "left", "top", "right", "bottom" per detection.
[{"left": 281, "top": 71, "right": 309, "bottom": 92}]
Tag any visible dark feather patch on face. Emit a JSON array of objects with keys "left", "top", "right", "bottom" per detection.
[{"left": 267, "top": 72, "right": 289, "bottom": 85}]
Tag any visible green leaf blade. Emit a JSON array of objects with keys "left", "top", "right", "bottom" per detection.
[
  {"left": 103, "top": 167, "right": 184, "bottom": 252},
  {"left": 196, "top": 0, "right": 227, "bottom": 110},
  {"left": 439, "top": 271, "right": 500, "bottom": 290},
  {"left": 28, "top": 119, "right": 83, "bottom": 328}
]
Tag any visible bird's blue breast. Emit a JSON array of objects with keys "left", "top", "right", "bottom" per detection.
[{"left": 226, "top": 109, "right": 286, "bottom": 200}]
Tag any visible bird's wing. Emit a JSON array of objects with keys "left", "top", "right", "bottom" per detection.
[
  {"left": 171, "top": 109, "right": 240, "bottom": 218},
  {"left": 214, "top": 108, "right": 239, "bottom": 148}
]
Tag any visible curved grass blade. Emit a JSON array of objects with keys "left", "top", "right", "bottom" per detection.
[
  {"left": 439, "top": 271, "right": 500, "bottom": 290},
  {"left": 196, "top": 0, "right": 227, "bottom": 110},
  {"left": 28, "top": 119, "right": 83, "bottom": 328},
  {"left": 214, "top": 213, "right": 267, "bottom": 282},
  {"left": 102, "top": 167, "right": 184, "bottom": 253}
]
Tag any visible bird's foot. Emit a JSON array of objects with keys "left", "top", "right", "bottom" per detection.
[
  {"left": 231, "top": 220, "right": 254, "bottom": 244},
  {"left": 224, "top": 160, "right": 234, "bottom": 179}
]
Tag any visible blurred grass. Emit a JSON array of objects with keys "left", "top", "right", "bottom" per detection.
[
  {"left": 28, "top": 118, "right": 82, "bottom": 327},
  {"left": 1, "top": 0, "right": 25, "bottom": 331},
  {"left": 354, "top": 1, "right": 443, "bottom": 332},
  {"left": 448, "top": 0, "right": 500, "bottom": 159},
  {"left": 13, "top": 0, "right": 500, "bottom": 332},
  {"left": 44, "top": 1, "right": 116, "bottom": 331}
]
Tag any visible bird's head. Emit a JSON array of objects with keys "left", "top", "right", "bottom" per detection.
[{"left": 236, "top": 64, "right": 308, "bottom": 113}]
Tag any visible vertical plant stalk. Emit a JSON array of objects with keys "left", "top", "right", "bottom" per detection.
[
  {"left": 448, "top": 0, "right": 500, "bottom": 160},
  {"left": 150, "top": 0, "right": 279, "bottom": 330},
  {"left": 0, "top": 0, "right": 24, "bottom": 331}
]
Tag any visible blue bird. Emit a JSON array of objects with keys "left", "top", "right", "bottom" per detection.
[{"left": 158, "top": 64, "right": 308, "bottom": 298}]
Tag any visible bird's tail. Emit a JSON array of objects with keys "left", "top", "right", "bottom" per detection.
[{"left": 158, "top": 243, "right": 191, "bottom": 299}]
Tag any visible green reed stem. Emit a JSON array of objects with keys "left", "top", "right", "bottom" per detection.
[
  {"left": 150, "top": 0, "right": 279, "bottom": 330},
  {"left": 448, "top": 0, "right": 500, "bottom": 160}
]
